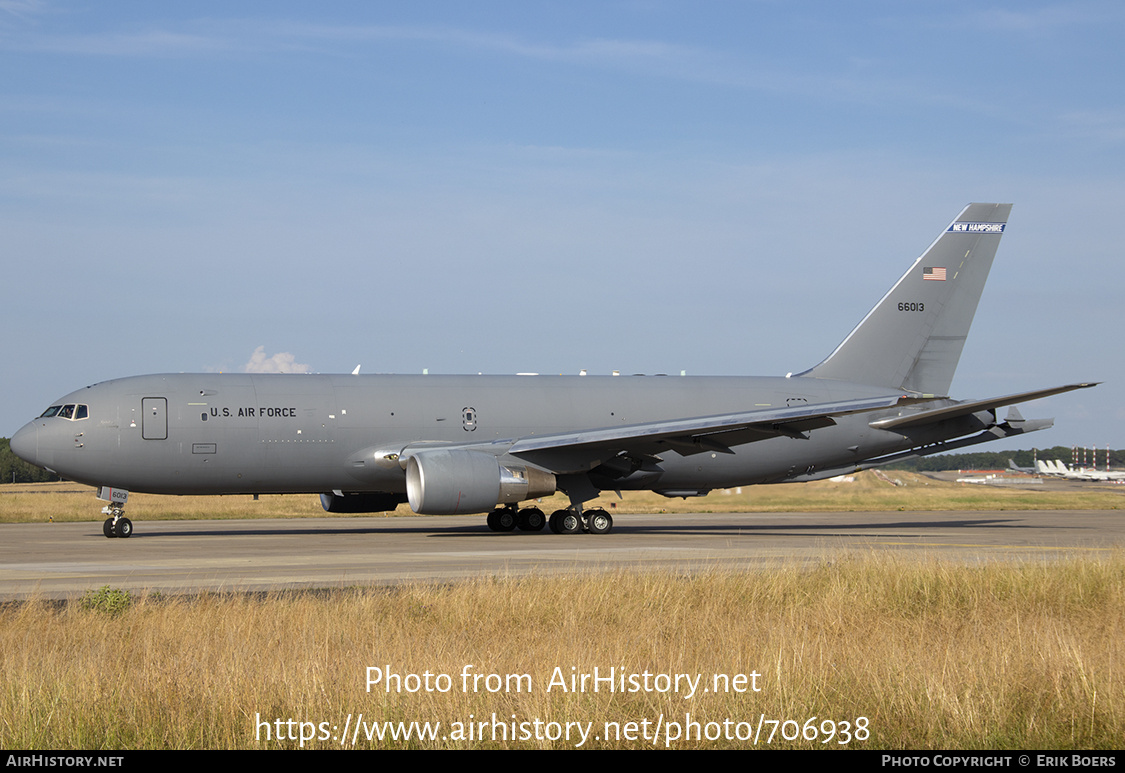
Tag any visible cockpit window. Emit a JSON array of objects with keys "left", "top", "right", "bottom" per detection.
[{"left": 38, "top": 404, "right": 88, "bottom": 420}]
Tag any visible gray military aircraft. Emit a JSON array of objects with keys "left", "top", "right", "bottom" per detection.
[{"left": 10, "top": 203, "right": 1095, "bottom": 538}]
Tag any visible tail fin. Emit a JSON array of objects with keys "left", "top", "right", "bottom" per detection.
[{"left": 800, "top": 203, "right": 1012, "bottom": 396}]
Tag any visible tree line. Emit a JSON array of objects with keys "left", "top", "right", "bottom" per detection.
[
  {"left": 885, "top": 446, "right": 1125, "bottom": 472},
  {"left": 0, "top": 438, "right": 61, "bottom": 483}
]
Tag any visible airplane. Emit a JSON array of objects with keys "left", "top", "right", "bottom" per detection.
[
  {"left": 1039, "top": 458, "right": 1125, "bottom": 482},
  {"left": 1037, "top": 459, "right": 1069, "bottom": 477},
  {"left": 1036, "top": 459, "right": 1079, "bottom": 478},
  {"left": 1076, "top": 468, "right": 1125, "bottom": 482},
  {"left": 10, "top": 203, "right": 1096, "bottom": 538}
]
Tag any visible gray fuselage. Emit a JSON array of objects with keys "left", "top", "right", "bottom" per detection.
[{"left": 11, "top": 372, "right": 978, "bottom": 499}]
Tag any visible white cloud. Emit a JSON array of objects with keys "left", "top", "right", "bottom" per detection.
[{"left": 242, "top": 346, "right": 310, "bottom": 374}]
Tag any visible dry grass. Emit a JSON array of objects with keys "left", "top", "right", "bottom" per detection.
[
  {"left": 1, "top": 471, "right": 1122, "bottom": 524},
  {"left": 1, "top": 554, "right": 1121, "bottom": 749}
]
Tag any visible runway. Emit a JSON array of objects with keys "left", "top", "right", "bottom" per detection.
[{"left": 1, "top": 510, "right": 1121, "bottom": 600}]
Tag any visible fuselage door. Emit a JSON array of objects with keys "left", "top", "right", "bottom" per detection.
[{"left": 142, "top": 397, "right": 168, "bottom": 440}]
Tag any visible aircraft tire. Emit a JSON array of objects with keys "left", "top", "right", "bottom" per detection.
[
  {"left": 587, "top": 509, "right": 613, "bottom": 535},
  {"left": 103, "top": 518, "right": 117, "bottom": 538},
  {"left": 114, "top": 517, "right": 133, "bottom": 539},
  {"left": 517, "top": 507, "right": 545, "bottom": 531},
  {"left": 550, "top": 510, "right": 581, "bottom": 535},
  {"left": 487, "top": 509, "right": 516, "bottom": 532},
  {"left": 548, "top": 510, "right": 566, "bottom": 533}
]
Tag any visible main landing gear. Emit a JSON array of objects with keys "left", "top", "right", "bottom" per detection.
[
  {"left": 548, "top": 508, "right": 613, "bottom": 534},
  {"left": 486, "top": 505, "right": 613, "bottom": 534},
  {"left": 486, "top": 505, "right": 546, "bottom": 532},
  {"left": 101, "top": 504, "right": 133, "bottom": 539}
]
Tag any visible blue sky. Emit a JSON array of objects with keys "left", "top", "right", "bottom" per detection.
[{"left": 3, "top": 1, "right": 1122, "bottom": 452}]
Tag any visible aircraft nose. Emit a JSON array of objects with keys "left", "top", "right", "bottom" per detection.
[{"left": 9, "top": 422, "right": 38, "bottom": 466}]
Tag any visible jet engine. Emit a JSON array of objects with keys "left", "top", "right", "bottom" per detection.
[{"left": 405, "top": 449, "right": 556, "bottom": 515}]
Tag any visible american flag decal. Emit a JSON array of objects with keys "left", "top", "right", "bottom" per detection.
[{"left": 924, "top": 267, "right": 947, "bottom": 281}]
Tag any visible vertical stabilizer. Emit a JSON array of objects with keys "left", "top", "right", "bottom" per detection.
[{"left": 801, "top": 203, "right": 1011, "bottom": 395}]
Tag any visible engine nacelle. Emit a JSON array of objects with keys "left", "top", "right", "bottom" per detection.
[
  {"left": 319, "top": 491, "right": 407, "bottom": 513},
  {"left": 405, "top": 449, "right": 556, "bottom": 515}
]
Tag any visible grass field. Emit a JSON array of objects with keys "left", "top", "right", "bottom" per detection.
[
  {"left": 1, "top": 470, "right": 1122, "bottom": 524},
  {"left": 1, "top": 476, "right": 1121, "bottom": 749},
  {"left": 1, "top": 555, "right": 1120, "bottom": 749}
]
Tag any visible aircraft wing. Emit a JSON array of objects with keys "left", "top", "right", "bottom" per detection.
[
  {"left": 504, "top": 393, "right": 904, "bottom": 474},
  {"left": 867, "top": 383, "right": 1097, "bottom": 430}
]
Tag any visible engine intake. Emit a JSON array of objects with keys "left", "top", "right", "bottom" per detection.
[{"left": 405, "top": 449, "right": 556, "bottom": 514}]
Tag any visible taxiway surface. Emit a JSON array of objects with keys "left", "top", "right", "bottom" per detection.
[{"left": 1, "top": 510, "right": 1121, "bottom": 599}]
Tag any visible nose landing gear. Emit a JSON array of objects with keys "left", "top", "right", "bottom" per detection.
[
  {"left": 101, "top": 506, "right": 133, "bottom": 538},
  {"left": 97, "top": 486, "right": 132, "bottom": 538}
]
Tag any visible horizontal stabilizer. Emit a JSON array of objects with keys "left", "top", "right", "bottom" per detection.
[{"left": 787, "top": 412, "right": 1056, "bottom": 482}]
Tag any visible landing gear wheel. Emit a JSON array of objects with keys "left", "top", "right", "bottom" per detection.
[
  {"left": 103, "top": 518, "right": 117, "bottom": 538},
  {"left": 586, "top": 509, "right": 613, "bottom": 535},
  {"left": 114, "top": 517, "right": 133, "bottom": 539},
  {"left": 549, "top": 509, "right": 582, "bottom": 534},
  {"left": 517, "top": 507, "right": 546, "bottom": 531},
  {"left": 486, "top": 508, "right": 517, "bottom": 532},
  {"left": 548, "top": 510, "right": 566, "bottom": 534}
]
